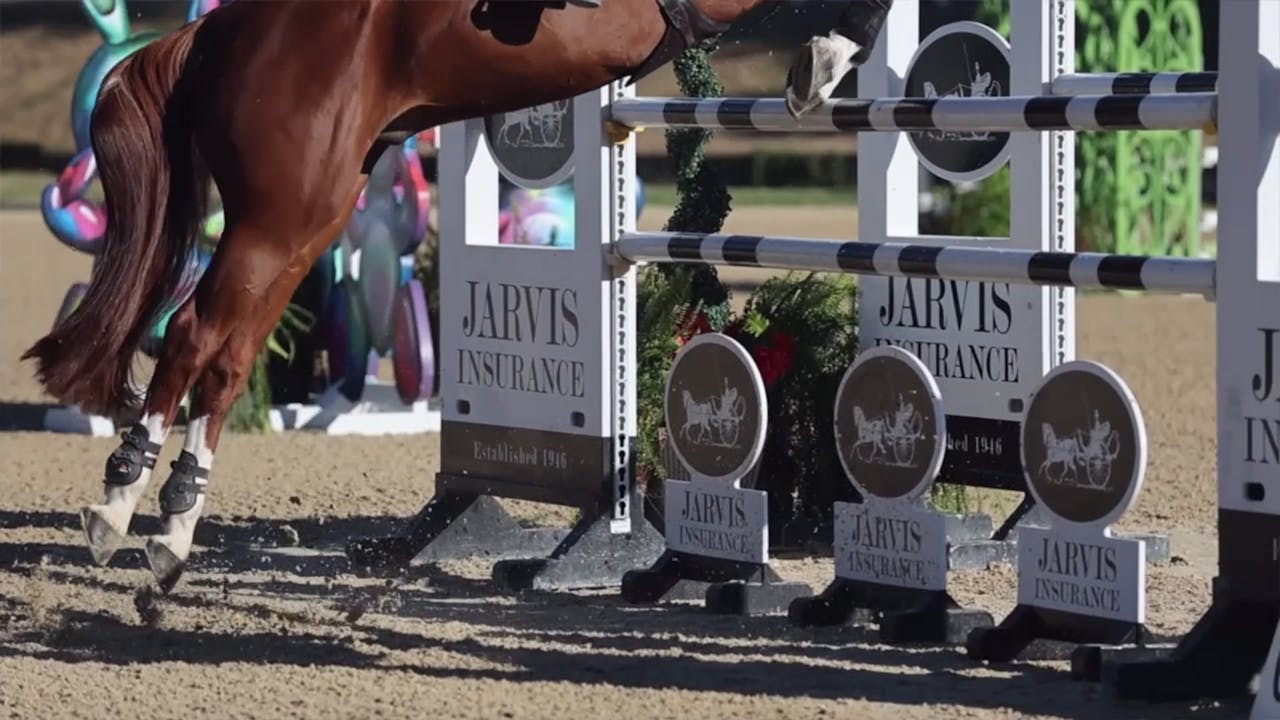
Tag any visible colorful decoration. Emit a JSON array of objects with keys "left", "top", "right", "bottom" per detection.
[
  {"left": 497, "top": 177, "right": 647, "bottom": 248},
  {"left": 499, "top": 185, "right": 576, "bottom": 247},
  {"left": 44, "top": 0, "right": 159, "bottom": 254},
  {"left": 45, "top": 3, "right": 642, "bottom": 410},
  {"left": 316, "top": 133, "right": 436, "bottom": 403},
  {"left": 391, "top": 279, "right": 435, "bottom": 405},
  {"left": 45, "top": 0, "right": 225, "bottom": 357}
]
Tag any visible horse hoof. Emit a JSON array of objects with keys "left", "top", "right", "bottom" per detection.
[
  {"left": 144, "top": 538, "right": 186, "bottom": 594},
  {"left": 81, "top": 505, "right": 126, "bottom": 566},
  {"left": 785, "top": 34, "right": 861, "bottom": 119},
  {"left": 784, "top": 43, "right": 818, "bottom": 118}
]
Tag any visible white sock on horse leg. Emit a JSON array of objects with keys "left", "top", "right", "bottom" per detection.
[
  {"left": 83, "top": 411, "right": 171, "bottom": 565},
  {"left": 100, "top": 412, "right": 169, "bottom": 516},
  {"left": 814, "top": 31, "right": 863, "bottom": 92},
  {"left": 785, "top": 32, "right": 864, "bottom": 117},
  {"left": 182, "top": 414, "right": 215, "bottom": 469},
  {"left": 153, "top": 414, "right": 214, "bottom": 563}
]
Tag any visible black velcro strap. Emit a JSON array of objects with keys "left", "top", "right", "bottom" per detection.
[
  {"left": 159, "top": 450, "right": 209, "bottom": 515},
  {"left": 104, "top": 424, "right": 161, "bottom": 486},
  {"left": 124, "top": 423, "right": 161, "bottom": 466}
]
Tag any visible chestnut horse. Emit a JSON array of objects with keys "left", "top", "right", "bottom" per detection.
[{"left": 23, "top": 0, "right": 893, "bottom": 592}]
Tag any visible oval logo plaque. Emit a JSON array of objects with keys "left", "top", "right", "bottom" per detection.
[
  {"left": 904, "top": 21, "right": 1012, "bottom": 184},
  {"left": 1020, "top": 361, "right": 1147, "bottom": 527},
  {"left": 484, "top": 99, "right": 575, "bottom": 190},
  {"left": 834, "top": 346, "right": 946, "bottom": 503},
  {"left": 664, "top": 333, "right": 767, "bottom": 484}
]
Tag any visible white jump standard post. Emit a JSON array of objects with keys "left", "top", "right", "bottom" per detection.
[
  {"left": 620, "top": 333, "right": 812, "bottom": 616},
  {"left": 1098, "top": 0, "right": 1280, "bottom": 702},
  {"left": 346, "top": 83, "right": 664, "bottom": 591},
  {"left": 788, "top": 346, "right": 995, "bottom": 644},
  {"left": 853, "top": 0, "right": 1078, "bottom": 553}
]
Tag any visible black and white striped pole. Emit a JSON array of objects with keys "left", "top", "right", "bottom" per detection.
[
  {"left": 606, "top": 93, "right": 1218, "bottom": 134},
  {"left": 1051, "top": 71, "right": 1218, "bottom": 96},
  {"left": 615, "top": 232, "right": 1218, "bottom": 299}
]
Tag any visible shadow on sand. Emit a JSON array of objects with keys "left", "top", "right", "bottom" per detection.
[{"left": 0, "top": 511, "right": 1254, "bottom": 720}]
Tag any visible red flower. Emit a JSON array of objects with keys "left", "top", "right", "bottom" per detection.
[
  {"left": 748, "top": 330, "right": 796, "bottom": 388},
  {"left": 673, "top": 308, "right": 713, "bottom": 355},
  {"left": 769, "top": 332, "right": 795, "bottom": 376},
  {"left": 752, "top": 345, "right": 784, "bottom": 387},
  {"left": 676, "top": 308, "right": 712, "bottom": 341},
  {"left": 771, "top": 330, "right": 796, "bottom": 356}
]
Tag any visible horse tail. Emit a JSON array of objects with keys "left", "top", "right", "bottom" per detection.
[{"left": 22, "top": 22, "right": 208, "bottom": 418}]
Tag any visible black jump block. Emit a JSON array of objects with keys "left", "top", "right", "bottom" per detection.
[
  {"left": 967, "top": 605, "right": 1150, "bottom": 664},
  {"left": 621, "top": 550, "right": 812, "bottom": 616},
  {"left": 347, "top": 492, "right": 664, "bottom": 592},
  {"left": 1099, "top": 580, "right": 1280, "bottom": 702},
  {"left": 790, "top": 577, "right": 994, "bottom": 645}
]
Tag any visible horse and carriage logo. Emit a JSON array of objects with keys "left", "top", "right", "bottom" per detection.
[
  {"left": 848, "top": 394, "right": 925, "bottom": 468},
  {"left": 904, "top": 22, "right": 1012, "bottom": 183},
  {"left": 679, "top": 378, "right": 747, "bottom": 449},
  {"left": 494, "top": 100, "right": 569, "bottom": 150},
  {"left": 1037, "top": 410, "right": 1122, "bottom": 491},
  {"left": 920, "top": 55, "right": 1002, "bottom": 143}
]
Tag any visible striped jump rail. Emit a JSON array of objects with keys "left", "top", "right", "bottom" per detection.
[
  {"left": 607, "top": 93, "right": 1218, "bottom": 134},
  {"left": 615, "top": 232, "right": 1218, "bottom": 298},
  {"left": 1052, "top": 71, "right": 1218, "bottom": 96}
]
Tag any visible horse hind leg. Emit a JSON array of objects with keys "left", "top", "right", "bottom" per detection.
[
  {"left": 80, "top": 298, "right": 219, "bottom": 566},
  {"left": 81, "top": 415, "right": 167, "bottom": 565},
  {"left": 144, "top": 221, "right": 341, "bottom": 592},
  {"left": 145, "top": 396, "right": 218, "bottom": 594},
  {"left": 144, "top": 314, "right": 257, "bottom": 592},
  {"left": 140, "top": 229, "right": 273, "bottom": 591}
]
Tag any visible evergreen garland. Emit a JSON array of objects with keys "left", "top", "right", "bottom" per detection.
[
  {"left": 633, "top": 41, "right": 733, "bottom": 517},
  {"left": 659, "top": 42, "right": 732, "bottom": 328},
  {"left": 634, "top": 42, "right": 866, "bottom": 544}
]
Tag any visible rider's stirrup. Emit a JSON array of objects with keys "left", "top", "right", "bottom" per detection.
[{"left": 566, "top": 0, "right": 600, "bottom": 6}]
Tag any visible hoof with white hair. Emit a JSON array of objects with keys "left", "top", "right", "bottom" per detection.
[
  {"left": 146, "top": 449, "right": 208, "bottom": 593},
  {"left": 785, "top": 32, "right": 863, "bottom": 119},
  {"left": 82, "top": 417, "right": 168, "bottom": 566},
  {"left": 81, "top": 504, "right": 129, "bottom": 566}
]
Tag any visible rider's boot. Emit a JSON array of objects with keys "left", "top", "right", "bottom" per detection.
[
  {"left": 81, "top": 417, "right": 165, "bottom": 565},
  {"left": 566, "top": 0, "right": 600, "bottom": 6}
]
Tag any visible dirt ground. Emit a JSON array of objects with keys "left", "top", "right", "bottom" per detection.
[{"left": 0, "top": 208, "right": 1240, "bottom": 719}]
